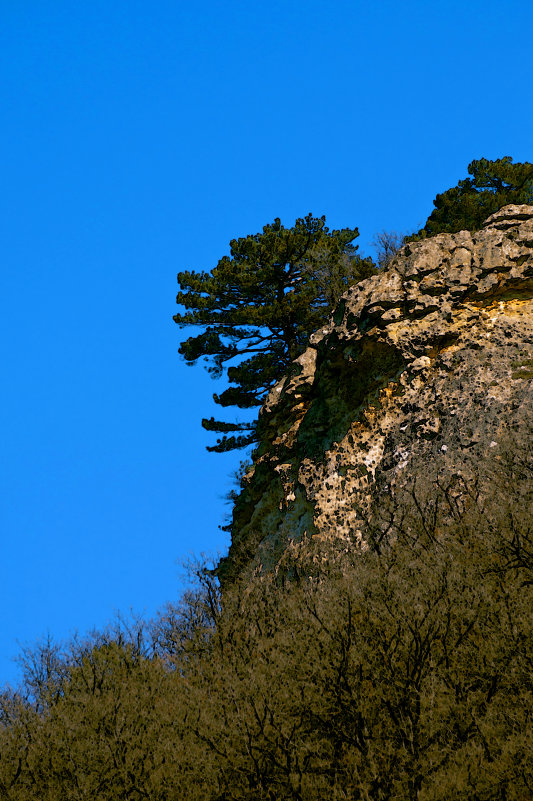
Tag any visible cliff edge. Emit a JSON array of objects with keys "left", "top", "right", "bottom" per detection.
[{"left": 219, "top": 205, "right": 533, "bottom": 583}]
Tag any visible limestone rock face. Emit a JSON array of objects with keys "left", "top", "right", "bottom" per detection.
[{"left": 219, "top": 205, "right": 533, "bottom": 583}]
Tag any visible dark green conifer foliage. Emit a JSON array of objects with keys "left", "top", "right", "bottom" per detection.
[
  {"left": 410, "top": 156, "right": 533, "bottom": 239},
  {"left": 174, "top": 215, "right": 375, "bottom": 451}
]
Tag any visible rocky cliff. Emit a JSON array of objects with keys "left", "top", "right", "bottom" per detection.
[{"left": 218, "top": 205, "right": 533, "bottom": 583}]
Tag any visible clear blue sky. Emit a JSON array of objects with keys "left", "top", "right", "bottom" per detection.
[{"left": 1, "top": 0, "right": 532, "bottom": 686}]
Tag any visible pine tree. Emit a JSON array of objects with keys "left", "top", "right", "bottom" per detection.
[
  {"left": 174, "top": 214, "right": 375, "bottom": 451},
  {"left": 410, "top": 156, "right": 533, "bottom": 239}
]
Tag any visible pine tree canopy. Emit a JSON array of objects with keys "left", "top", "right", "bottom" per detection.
[
  {"left": 174, "top": 214, "right": 376, "bottom": 452},
  {"left": 410, "top": 156, "right": 533, "bottom": 239}
]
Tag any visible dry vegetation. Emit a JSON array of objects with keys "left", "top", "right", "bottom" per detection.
[{"left": 1, "top": 429, "right": 531, "bottom": 800}]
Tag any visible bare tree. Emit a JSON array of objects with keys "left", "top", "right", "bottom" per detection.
[{"left": 371, "top": 229, "right": 407, "bottom": 269}]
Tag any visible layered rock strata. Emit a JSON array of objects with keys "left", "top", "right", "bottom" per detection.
[{"left": 218, "top": 205, "right": 533, "bottom": 583}]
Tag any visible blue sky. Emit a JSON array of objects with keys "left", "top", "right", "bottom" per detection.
[{"left": 1, "top": 0, "right": 532, "bottom": 685}]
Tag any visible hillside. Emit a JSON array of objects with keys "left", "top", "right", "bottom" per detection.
[{"left": 1, "top": 206, "right": 531, "bottom": 801}]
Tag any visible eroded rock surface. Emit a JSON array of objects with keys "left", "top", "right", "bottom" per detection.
[{"left": 218, "top": 205, "right": 533, "bottom": 583}]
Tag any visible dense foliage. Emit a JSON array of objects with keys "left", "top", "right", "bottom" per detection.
[
  {"left": 174, "top": 215, "right": 375, "bottom": 451},
  {"left": 2, "top": 434, "right": 531, "bottom": 800},
  {"left": 410, "top": 156, "right": 533, "bottom": 239}
]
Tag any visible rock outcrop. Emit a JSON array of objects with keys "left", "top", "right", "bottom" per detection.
[{"left": 218, "top": 205, "right": 533, "bottom": 584}]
